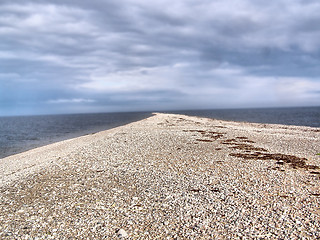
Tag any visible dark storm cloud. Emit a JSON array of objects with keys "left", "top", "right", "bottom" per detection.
[{"left": 0, "top": 0, "right": 320, "bottom": 115}]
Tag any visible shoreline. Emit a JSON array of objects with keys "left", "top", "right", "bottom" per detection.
[
  {"left": 2, "top": 111, "right": 319, "bottom": 161},
  {"left": 168, "top": 106, "right": 320, "bottom": 128},
  {"left": 0, "top": 114, "right": 157, "bottom": 187},
  {"left": 0, "top": 113, "right": 319, "bottom": 238},
  {"left": 0, "top": 112, "right": 153, "bottom": 160}
]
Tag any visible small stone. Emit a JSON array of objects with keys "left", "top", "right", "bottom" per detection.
[
  {"left": 117, "top": 229, "right": 128, "bottom": 238},
  {"left": 17, "top": 209, "right": 25, "bottom": 214}
]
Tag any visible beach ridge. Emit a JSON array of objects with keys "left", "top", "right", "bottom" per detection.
[{"left": 0, "top": 113, "right": 319, "bottom": 238}]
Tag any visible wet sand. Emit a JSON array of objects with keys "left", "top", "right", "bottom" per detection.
[{"left": 0, "top": 113, "right": 319, "bottom": 239}]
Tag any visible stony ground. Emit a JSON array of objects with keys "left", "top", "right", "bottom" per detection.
[{"left": 0, "top": 113, "right": 319, "bottom": 239}]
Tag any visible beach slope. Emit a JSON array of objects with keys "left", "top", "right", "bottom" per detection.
[{"left": 0, "top": 113, "right": 319, "bottom": 239}]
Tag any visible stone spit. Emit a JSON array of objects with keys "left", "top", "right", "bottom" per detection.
[{"left": 0, "top": 113, "right": 319, "bottom": 239}]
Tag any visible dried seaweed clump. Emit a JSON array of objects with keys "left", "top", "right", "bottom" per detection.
[
  {"left": 230, "top": 152, "right": 319, "bottom": 170},
  {"left": 230, "top": 144, "right": 268, "bottom": 152},
  {"left": 184, "top": 130, "right": 225, "bottom": 141}
]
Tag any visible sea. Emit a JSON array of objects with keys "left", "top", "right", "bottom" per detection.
[
  {"left": 0, "top": 112, "right": 152, "bottom": 159},
  {"left": 170, "top": 106, "right": 320, "bottom": 128},
  {"left": 0, "top": 107, "right": 319, "bottom": 159}
]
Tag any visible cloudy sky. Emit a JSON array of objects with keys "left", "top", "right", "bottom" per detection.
[{"left": 1, "top": 0, "right": 320, "bottom": 116}]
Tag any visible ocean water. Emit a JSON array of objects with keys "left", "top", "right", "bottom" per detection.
[
  {"left": 1, "top": 107, "right": 319, "bottom": 159},
  {"left": 0, "top": 112, "right": 152, "bottom": 159},
  {"left": 170, "top": 106, "right": 320, "bottom": 128}
]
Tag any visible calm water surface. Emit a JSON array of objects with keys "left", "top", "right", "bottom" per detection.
[
  {"left": 0, "top": 112, "right": 151, "bottom": 159},
  {"left": 170, "top": 107, "right": 320, "bottom": 128},
  {"left": 1, "top": 107, "right": 319, "bottom": 159}
]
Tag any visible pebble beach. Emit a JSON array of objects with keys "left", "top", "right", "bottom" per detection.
[{"left": 0, "top": 113, "right": 319, "bottom": 239}]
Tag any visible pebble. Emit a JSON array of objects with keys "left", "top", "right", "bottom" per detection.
[{"left": 117, "top": 229, "right": 128, "bottom": 238}]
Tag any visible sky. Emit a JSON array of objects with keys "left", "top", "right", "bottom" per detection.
[{"left": 0, "top": 0, "right": 320, "bottom": 116}]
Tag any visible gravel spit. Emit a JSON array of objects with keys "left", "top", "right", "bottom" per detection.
[{"left": 0, "top": 113, "right": 319, "bottom": 239}]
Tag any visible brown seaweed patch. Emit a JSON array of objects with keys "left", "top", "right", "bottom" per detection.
[
  {"left": 189, "top": 188, "right": 201, "bottom": 193},
  {"left": 214, "top": 160, "right": 224, "bottom": 163},
  {"left": 245, "top": 140, "right": 255, "bottom": 143},
  {"left": 197, "top": 130, "right": 206, "bottom": 133},
  {"left": 230, "top": 144, "right": 268, "bottom": 152},
  {"left": 229, "top": 136, "right": 255, "bottom": 143},
  {"left": 183, "top": 130, "right": 225, "bottom": 140},
  {"left": 236, "top": 137, "right": 248, "bottom": 140},
  {"left": 196, "top": 139, "right": 213, "bottom": 142},
  {"left": 280, "top": 195, "right": 289, "bottom": 198},
  {"left": 211, "top": 135, "right": 224, "bottom": 140},
  {"left": 204, "top": 132, "right": 225, "bottom": 140},
  {"left": 230, "top": 152, "right": 319, "bottom": 170},
  {"left": 221, "top": 139, "right": 238, "bottom": 144},
  {"left": 311, "top": 193, "right": 320, "bottom": 196},
  {"left": 184, "top": 130, "right": 206, "bottom": 133},
  {"left": 208, "top": 131, "right": 223, "bottom": 134},
  {"left": 307, "top": 165, "right": 319, "bottom": 170}
]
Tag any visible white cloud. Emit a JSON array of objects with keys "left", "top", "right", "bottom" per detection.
[
  {"left": 47, "top": 98, "right": 96, "bottom": 104},
  {"left": 78, "top": 65, "right": 182, "bottom": 92},
  {"left": 0, "top": 73, "right": 20, "bottom": 79},
  {"left": 275, "top": 77, "right": 320, "bottom": 100},
  {"left": 77, "top": 61, "right": 320, "bottom": 108},
  {"left": 1, "top": 0, "right": 320, "bottom": 115},
  {"left": 0, "top": 3, "right": 96, "bottom": 34}
]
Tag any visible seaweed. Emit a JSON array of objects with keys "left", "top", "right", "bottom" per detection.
[
  {"left": 196, "top": 139, "right": 213, "bottom": 142},
  {"left": 230, "top": 152, "right": 319, "bottom": 170},
  {"left": 221, "top": 139, "right": 238, "bottom": 144},
  {"left": 229, "top": 144, "right": 268, "bottom": 152}
]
